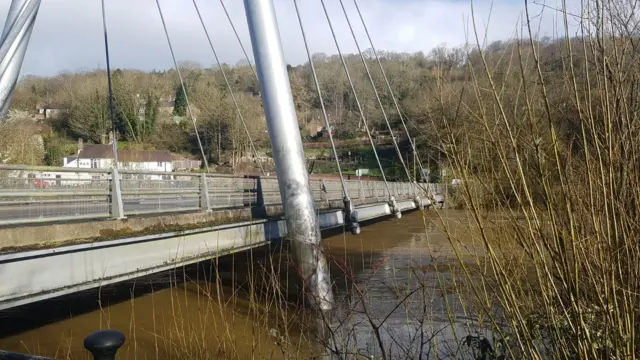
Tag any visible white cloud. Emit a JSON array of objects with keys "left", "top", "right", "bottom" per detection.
[{"left": 0, "top": 0, "right": 580, "bottom": 76}]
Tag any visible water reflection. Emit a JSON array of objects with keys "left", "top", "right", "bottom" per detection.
[
  {"left": 322, "top": 210, "right": 487, "bottom": 359},
  {"left": 0, "top": 210, "right": 488, "bottom": 359}
]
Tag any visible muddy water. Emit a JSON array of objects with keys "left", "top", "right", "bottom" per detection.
[{"left": 0, "top": 210, "right": 484, "bottom": 359}]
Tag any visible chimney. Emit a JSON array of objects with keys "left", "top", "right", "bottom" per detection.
[
  {"left": 77, "top": 138, "right": 83, "bottom": 155},
  {"left": 101, "top": 134, "right": 107, "bottom": 144},
  {"left": 108, "top": 131, "right": 114, "bottom": 144}
]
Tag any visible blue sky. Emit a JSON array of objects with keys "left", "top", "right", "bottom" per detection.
[{"left": 1, "top": 0, "right": 579, "bottom": 76}]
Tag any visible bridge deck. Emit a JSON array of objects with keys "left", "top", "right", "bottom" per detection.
[
  {"left": 0, "top": 196, "right": 423, "bottom": 252},
  {"left": 0, "top": 198, "right": 423, "bottom": 311},
  {"left": 0, "top": 165, "right": 446, "bottom": 311}
]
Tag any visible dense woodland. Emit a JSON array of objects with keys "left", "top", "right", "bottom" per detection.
[
  {"left": 0, "top": 34, "right": 637, "bottom": 181},
  {"left": 1, "top": 43, "right": 465, "bottom": 173}
]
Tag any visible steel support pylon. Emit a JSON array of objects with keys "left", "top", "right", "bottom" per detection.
[
  {"left": 243, "top": 0, "right": 333, "bottom": 311},
  {"left": 0, "top": 0, "right": 41, "bottom": 118}
]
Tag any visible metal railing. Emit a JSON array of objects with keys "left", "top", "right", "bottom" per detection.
[{"left": 0, "top": 164, "right": 442, "bottom": 226}]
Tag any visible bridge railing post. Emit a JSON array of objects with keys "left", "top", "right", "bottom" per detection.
[
  {"left": 246, "top": 174, "right": 267, "bottom": 218},
  {"left": 320, "top": 179, "right": 328, "bottom": 205},
  {"left": 109, "top": 168, "right": 124, "bottom": 219},
  {"left": 253, "top": 175, "right": 265, "bottom": 207},
  {"left": 200, "top": 173, "right": 211, "bottom": 211}
]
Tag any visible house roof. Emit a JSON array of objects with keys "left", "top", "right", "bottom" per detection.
[{"left": 78, "top": 144, "right": 172, "bottom": 162}]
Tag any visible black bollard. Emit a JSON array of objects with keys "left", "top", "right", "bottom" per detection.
[{"left": 83, "top": 330, "right": 125, "bottom": 360}]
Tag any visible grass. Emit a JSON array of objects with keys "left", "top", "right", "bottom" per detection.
[{"left": 418, "top": 0, "right": 640, "bottom": 358}]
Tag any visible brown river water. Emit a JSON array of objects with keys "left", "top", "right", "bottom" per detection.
[{"left": 0, "top": 210, "right": 490, "bottom": 359}]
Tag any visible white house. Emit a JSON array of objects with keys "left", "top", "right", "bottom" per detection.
[
  {"left": 63, "top": 143, "right": 173, "bottom": 180},
  {"left": 36, "top": 105, "right": 66, "bottom": 119}
]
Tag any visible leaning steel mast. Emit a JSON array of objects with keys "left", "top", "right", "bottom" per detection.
[
  {"left": 244, "top": 0, "right": 334, "bottom": 311},
  {"left": 0, "top": 0, "right": 41, "bottom": 118}
]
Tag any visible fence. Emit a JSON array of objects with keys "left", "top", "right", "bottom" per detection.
[
  {"left": 171, "top": 159, "right": 202, "bottom": 171},
  {"left": 0, "top": 164, "right": 443, "bottom": 226},
  {"left": 0, "top": 329, "right": 124, "bottom": 360}
]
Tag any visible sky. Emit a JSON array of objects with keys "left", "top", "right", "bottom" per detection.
[{"left": 1, "top": 0, "right": 581, "bottom": 77}]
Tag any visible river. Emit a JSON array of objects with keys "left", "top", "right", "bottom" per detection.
[{"left": 0, "top": 210, "right": 489, "bottom": 359}]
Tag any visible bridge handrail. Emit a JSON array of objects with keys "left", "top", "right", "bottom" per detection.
[
  {"left": 0, "top": 164, "right": 444, "bottom": 226},
  {"left": 0, "top": 164, "right": 111, "bottom": 174}
]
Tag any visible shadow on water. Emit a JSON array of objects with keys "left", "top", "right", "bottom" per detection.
[
  {"left": 0, "top": 210, "right": 487, "bottom": 359},
  {"left": 0, "top": 243, "right": 278, "bottom": 336}
]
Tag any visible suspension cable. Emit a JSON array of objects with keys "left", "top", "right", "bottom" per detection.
[
  {"left": 292, "top": 0, "right": 350, "bottom": 201},
  {"left": 398, "top": 108, "right": 432, "bottom": 190},
  {"left": 319, "top": 0, "right": 393, "bottom": 200},
  {"left": 218, "top": 0, "right": 276, "bottom": 167},
  {"left": 192, "top": 0, "right": 266, "bottom": 175},
  {"left": 100, "top": 0, "right": 119, "bottom": 168},
  {"left": 351, "top": 0, "right": 427, "bottom": 185},
  {"left": 155, "top": 0, "right": 209, "bottom": 172},
  {"left": 219, "top": 0, "right": 258, "bottom": 81},
  {"left": 337, "top": 0, "right": 413, "bottom": 189}
]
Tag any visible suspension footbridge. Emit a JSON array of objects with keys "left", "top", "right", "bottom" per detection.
[{"left": 0, "top": 0, "right": 445, "bottom": 318}]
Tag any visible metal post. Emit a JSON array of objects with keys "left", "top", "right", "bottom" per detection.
[
  {"left": 200, "top": 173, "right": 211, "bottom": 211},
  {"left": 110, "top": 168, "right": 124, "bottom": 219},
  {"left": 0, "top": 0, "right": 41, "bottom": 118},
  {"left": 243, "top": 0, "right": 333, "bottom": 311},
  {"left": 84, "top": 329, "right": 126, "bottom": 360},
  {"left": 320, "top": 179, "right": 328, "bottom": 205}
]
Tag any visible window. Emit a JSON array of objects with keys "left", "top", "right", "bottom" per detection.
[
  {"left": 91, "top": 159, "right": 99, "bottom": 168},
  {"left": 158, "top": 161, "right": 163, "bottom": 167}
]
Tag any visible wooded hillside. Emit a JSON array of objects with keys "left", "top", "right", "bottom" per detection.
[{"left": 3, "top": 35, "right": 634, "bottom": 180}]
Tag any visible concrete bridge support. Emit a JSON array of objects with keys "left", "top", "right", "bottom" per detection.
[{"left": 243, "top": 0, "right": 333, "bottom": 311}]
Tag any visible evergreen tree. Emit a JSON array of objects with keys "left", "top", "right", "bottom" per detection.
[
  {"left": 111, "top": 70, "right": 139, "bottom": 141},
  {"left": 173, "top": 85, "right": 187, "bottom": 117},
  {"left": 143, "top": 92, "right": 159, "bottom": 139},
  {"left": 43, "top": 133, "right": 76, "bottom": 166}
]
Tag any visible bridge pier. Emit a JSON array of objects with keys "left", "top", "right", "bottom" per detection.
[{"left": 243, "top": 0, "right": 333, "bottom": 311}]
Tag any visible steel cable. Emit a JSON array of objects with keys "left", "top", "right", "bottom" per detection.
[
  {"left": 101, "top": 1, "right": 140, "bottom": 146},
  {"left": 219, "top": 0, "right": 277, "bottom": 169},
  {"left": 318, "top": 0, "right": 393, "bottom": 200},
  {"left": 336, "top": 0, "right": 414, "bottom": 194},
  {"left": 292, "top": 0, "right": 350, "bottom": 201},
  {"left": 154, "top": 0, "right": 210, "bottom": 172},
  {"left": 351, "top": 0, "right": 429, "bottom": 189},
  {"left": 100, "top": 0, "right": 119, "bottom": 168},
  {"left": 219, "top": 0, "right": 259, "bottom": 81},
  {"left": 192, "top": 0, "right": 266, "bottom": 175}
]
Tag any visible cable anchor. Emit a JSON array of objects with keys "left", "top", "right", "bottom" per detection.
[
  {"left": 343, "top": 197, "right": 360, "bottom": 235},
  {"left": 389, "top": 196, "right": 401, "bottom": 219}
]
